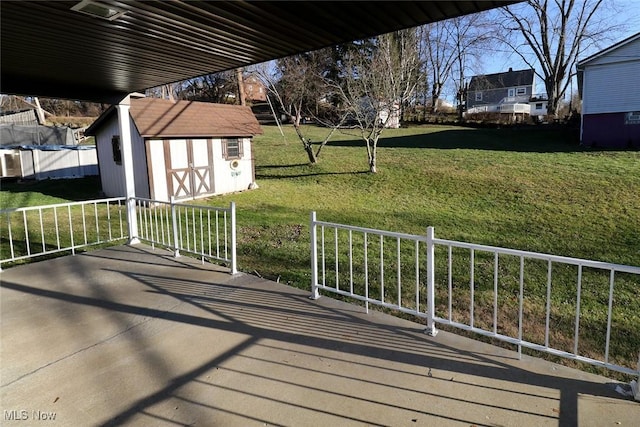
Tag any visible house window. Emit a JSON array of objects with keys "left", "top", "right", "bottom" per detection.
[
  {"left": 516, "top": 87, "right": 527, "bottom": 96},
  {"left": 508, "top": 88, "right": 515, "bottom": 97},
  {"left": 222, "top": 138, "right": 243, "bottom": 159},
  {"left": 111, "top": 135, "right": 122, "bottom": 165},
  {"left": 536, "top": 103, "right": 543, "bottom": 110},
  {"left": 475, "top": 92, "right": 482, "bottom": 101}
]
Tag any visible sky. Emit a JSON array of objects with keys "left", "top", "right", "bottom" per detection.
[{"left": 475, "top": 0, "right": 640, "bottom": 99}]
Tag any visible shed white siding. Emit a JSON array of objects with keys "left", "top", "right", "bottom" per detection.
[
  {"left": 89, "top": 98, "right": 261, "bottom": 202},
  {"left": 95, "top": 114, "right": 149, "bottom": 198},
  {"left": 212, "top": 137, "right": 254, "bottom": 195},
  {"left": 145, "top": 137, "right": 254, "bottom": 201},
  {"left": 582, "top": 60, "right": 640, "bottom": 114},
  {"left": 146, "top": 139, "right": 168, "bottom": 201}
]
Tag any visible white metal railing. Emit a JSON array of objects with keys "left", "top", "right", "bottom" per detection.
[
  {"left": 133, "top": 198, "right": 237, "bottom": 274},
  {"left": 1, "top": 197, "right": 237, "bottom": 274},
  {"left": 310, "top": 212, "right": 640, "bottom": 379},
  {"left": 0, "top": 197, "right": 127, "bottom": 267}
]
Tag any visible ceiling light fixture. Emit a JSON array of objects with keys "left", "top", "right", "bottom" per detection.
[{"left": 71, "top": 0, "right": 126, "bottom": 21}]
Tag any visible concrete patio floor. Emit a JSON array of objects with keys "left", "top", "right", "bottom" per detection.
[{"left": 1, "top": 244, "right": 638, "bottom": 426}]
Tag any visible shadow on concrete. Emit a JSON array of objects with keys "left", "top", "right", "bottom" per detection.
[{"left": 1, "top": 245, "right": 636, "bottom": 426}]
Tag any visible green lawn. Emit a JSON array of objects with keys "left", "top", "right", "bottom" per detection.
[
  {"left": 227, "top": 124, "right": 640, "bottom": 377},
  {"left": 211, "top": 124, "right": 639, "bottom": 283},
  {"left": 2, "top": 123, "right": 639, "bottom": 377}
]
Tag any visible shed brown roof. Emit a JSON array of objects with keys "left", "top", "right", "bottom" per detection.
[{"left": 129, "top": 97, "right": 262, "bottom": 138}]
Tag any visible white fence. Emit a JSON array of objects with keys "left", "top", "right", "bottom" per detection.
[
  {"left": 133, "top": 198, "right": 236, "bottom": 273},
  {"left": 0, "top": 198, "right": 128, "bottom": 266},
  {"left": 0, "top": 146, "right": 98, "bottom": 180},
  {"left": 0, "top": 198, "right": 237, "bottom": 273},
  {"left": 310, "top": 212, "right": 640, "bottom": 379}
]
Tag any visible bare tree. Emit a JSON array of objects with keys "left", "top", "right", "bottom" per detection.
[
  {"left": 501, "top": 0, "right": 624, "bottom": 117},
  {"left": 160, "top": 71, "right": 238, "bottom": 103},
  {"left": 329, "top": 30, "right": 420, "bottom": 173},
  {"left": 422, "top": 13, "right": 495, "bottom": 115},
  {"left": 254, "top": 50, "right": 341, "bottom": 164}
]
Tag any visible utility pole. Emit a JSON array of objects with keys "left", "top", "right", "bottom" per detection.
[{"left": 236, "top": 68, "right": 246, "bottom": 106}]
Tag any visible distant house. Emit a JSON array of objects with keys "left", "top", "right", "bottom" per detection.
[
  {"left": 86, "top": 96, "right": 262, "bottom": 202},
  {"left": 466, "top": 68, "right": 537, "bottom": 119},
  {"left": 243, "top": 74, "right": 267, "bottom": 103},
  {"left": 529, "top": 97, "right": 549, "bottom": 121},
  {"left": 577, "top": 33, "right": 640, "bottom": 148}
]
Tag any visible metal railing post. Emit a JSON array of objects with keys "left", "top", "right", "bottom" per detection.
[
  {"left": 310, "top": 211, "right": 320, "bottom": 300},
  {"left": 425, "top": 226, "right": 438, "bottom": 336},
  {"left": 230, "top": 201, "right": 237, "bottom": 274},
  {"left": 170, "top": 196, "right": 180, "bottom": 258},
  {"left": 126, "top": 197, "right": 140, "bottom": 245}
]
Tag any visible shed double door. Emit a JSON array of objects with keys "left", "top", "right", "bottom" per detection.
[{"left": 165, "top": 139, "right": 214, "bottom": 200}]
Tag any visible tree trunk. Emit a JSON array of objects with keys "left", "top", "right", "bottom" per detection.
[
  {"left": 431, "top": 82, "right": 441, "bottom": 113},
  {"left": 545, "top": 78, "right": 561, "bottom": 118},
  {"left": 304, "top": 143, "right": 317, "bottom": 164},
  {"left": 369, "top": 158, "right": 377, "bottom": 173},
  {"left": 366, "top": 137, "right": 378, "bottom": 173},
  {"left": 314, "top": 122, "right": 340, "bottom": 158},
  {"left": 293, "top": 118, "right": 317, "bottom": 164}
]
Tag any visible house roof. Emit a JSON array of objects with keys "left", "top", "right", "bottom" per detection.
[
  {"left": 0, "top": 1, "right": 521, "bottom": 103},
  {"left": 86, "top": 97, "right": 263, "bottom": 138},
  {"left": 468, "top": 68, "right": 535, "bottom": 91},
  {"left": 576, "top": 32, "right": 640, "bottom": 68}
]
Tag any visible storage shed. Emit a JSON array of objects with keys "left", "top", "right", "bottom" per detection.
[
  {"left": 86, "top": 97, "right": 262, "bottom": 202},
  {"left": 577, "top": 33, "right": 640, "bottom": 148}
]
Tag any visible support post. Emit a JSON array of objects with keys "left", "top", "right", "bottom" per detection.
[
  {"left": 116, "top": 96, "right": 139, "bottom": 244},
  {"left": 170, "top": 196, "right": 180, "bottom": 258},
  {"left": 633, "top": 352, "right": 640, "bottom": 401},
  {"left": 425, "top": 226, "right": 438, "bottom": 336},
  {"left": 230, "top": 202, "right": 237, "bottom": 275},
  {"left": 310, "top": 211, "right": 320, "bottom": 300}
]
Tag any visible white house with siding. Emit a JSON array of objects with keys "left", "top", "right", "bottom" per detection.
[
  {"left": 577, "top": 32, "right": 640, "bottom": 148},
  {"left": 86, "top": 96, "right": 262, "bottom": 202}
]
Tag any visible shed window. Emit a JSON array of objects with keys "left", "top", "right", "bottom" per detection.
[
  {"left": 111, "top": 135, "right": 122, "bottom": 165},
  {"left": 475, "top": 92, "right": 482, "bottom": 101},
  {"left": 222, "top": 138, "right": 243, "bottom": 159}
]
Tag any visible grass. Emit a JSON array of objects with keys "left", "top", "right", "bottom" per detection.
[
  {"left": 213, "top": 124, "right": 640, "bottom": 378},
  {"left": 0, "top": 175, "right": 104, "bottom": 207},
  {"left": 1, "top": 124, "right": 639, "bottom": 378},
  {"left": 211, "top": 124, "right": 639, "bottom": 277}
]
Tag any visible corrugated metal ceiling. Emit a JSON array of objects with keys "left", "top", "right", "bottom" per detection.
[{"left": 1, "top": 1, "right": 519, "bottom": 103}]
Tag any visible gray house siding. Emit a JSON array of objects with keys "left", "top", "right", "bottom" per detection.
[
  {"left": 578, "top": 33, "right": 640, "bottom": 148},
  {"left": 467, "top": 69, "right": 535, "bottom": 110}
]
